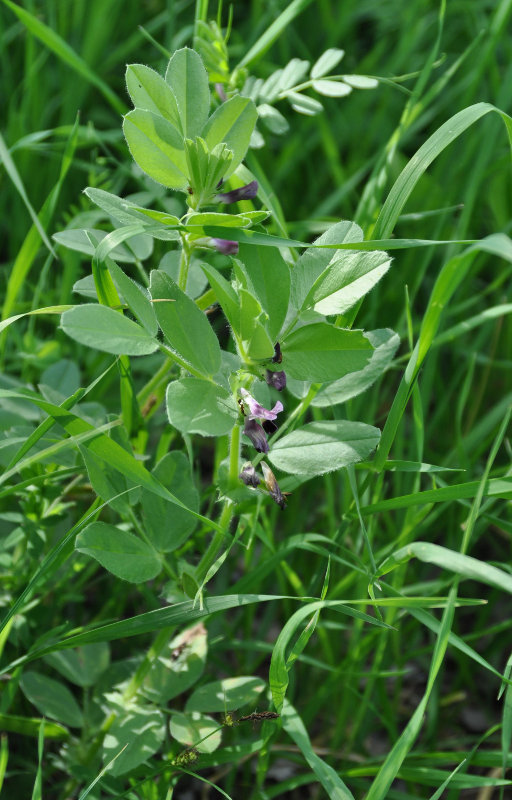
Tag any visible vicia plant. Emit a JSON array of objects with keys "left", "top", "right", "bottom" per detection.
[{"left": 56, "top": 45, "right": 397, "bottom": 596}]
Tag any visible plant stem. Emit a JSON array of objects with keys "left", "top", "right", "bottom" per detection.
[
  {"left": 195, "top": 423, "right": 241, "bottom": 582},
  {"left": 177, "top": 236, "right": 190, "bottom": 291}
]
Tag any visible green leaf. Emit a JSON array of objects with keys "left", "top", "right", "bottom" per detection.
[
  {"left": 288, "top": 329, "right": 400, "bottom": 407},
  {"left": 304, "top": 249, "right": 392, "bottom": 315},
  {"left": 239, "top": 287, "right": 275, "bottom": 359},
  {"left": 169, "top": 711, "right": 221, "bottom": 754},
  {"left": 200, "top": 263, "right": 240, "bottom": 333},
  {"left": 378, "top": 542, "right": 512, "bottom": 595},
  {"left": 312, "top": 80, "right": 352, "bottom": 97},
  {"left": 123, "top": 109, "right": 188, "bottom": 190},
  {"left": 282, "top": 323, "right": 372, "bottom": 382},
  {"left": 108, "top": 262, "right": 158, "bottom": 336},
  {"left": 165, "top": 47, "right": 210, "bottom": 138},
  {"left": 44, "top": 644, "right": 109, "bottom": 688},
  {"left": 126, "top": 63, "right": 181, "bottom": 128},
  {"left": 150, "top": 270, "right": 221, "bottom": 376},
  {"left": 202, "top": 95, "right": 258, "bottom": 178},
  {"left": 20, "top": 671, "right": 83, "bottom": 728},
  {"left": 61, "top": 304, "right": 158, "bottom": 356},
  {"left": 287, "top": 92, "right": 323, "bottom": 116},
  {"left": 185, "top": 212, "right": 251, "bottom": 229},
  {"left": 342, "top": 74, "right": 378, "bottom": 89},
  {"left": 142, "top": 451, "right": 199, "bottom": 552},
  {"left": 311, "top": 48, "right": 345, "bottom": 79},
  {"left": 103, "top": 705, "right": 165, "bottom": 776},
  {"left": 282, "top": 699, "right": 355, "bottom": 800},
  {"left": 258, "top": 103, "right": 290, "bottom": 135},
  {"left": 54, "top": 229, "right": 139, "bottom": 262},
  {"left": 291, "top": 220, "right": 363, "bottom": 310},
  {"left": 269, "top": 421, "right": 381, "bottom": 476},
  {"left": 373, "top": 103, "right": 512, "bottom": 240},
  {"left": 166, "top": 378, "right": 238, "bottom": 436},
  {"left": 186, "top": 676, "right": 266, "bottom": 712},
  {"left": 75, "top": 522, "right": 161, "bottom": 583},
  {"left": 238, "top": 244, "right": 291, "bottom": 340},
  {"left": 80, "top": 444, "right": 135, "bottom": 515},
  {"left": 143, "top": 624, "right": 207, "bottom": 703}
]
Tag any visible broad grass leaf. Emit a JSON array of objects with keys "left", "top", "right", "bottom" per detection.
[
  {"left": 269, "top": 421, "right": 381, "bottom": 476},
  {"left": 282, "top": 323, "right": 372, "bottom": 382},
  {"left": 169, "top": 711, "right": 221, "bottom": 753},
  {"left": 186, "top": 676, "right": 266, "bottom": 712},
  {"left": 108, "top": 262, "right": 158, "bottom": 336},
  {"left": 20, "top": 671, "right": 83, "bottom": 728},
  {"left": 281, "top": 699, "right": 355, "bottom": 800},
  {"left": 75, "top": 522, "right": 161, "bottom": 583},
  {"left": 150, "top": 270, "right": 221, "bottom": 376},
  {"left": 123, "top": 109, "right": 188, "bottom": 190},
  {"left": 142, "top": 451, "right": 199, "bottom": 552},
  {"left": 126, "top": 63, "right": 181, "bottom": 127},
  {"left": 311, "top": 48, "right": 345, "bottom": 78},
  {"left": 103, "top": 705, "right": 165, "bottom": 776},
  {"left": 378, "top": 542, "right": 512, "bottom": 594},
  {"left": 165, "top": 47, "right": 210, "bottom": 138},
  {"left": 166, "top": 378, "right": 238, "bottom": 436},
  {"left": 61, "top": 304, "right": 158, "bottom": 356},
  {"left": 44, "top": 644, "right": 110, "bottom": 688},
  {"left": 202, "top": 95, "right": 258, "bottom": 178}
]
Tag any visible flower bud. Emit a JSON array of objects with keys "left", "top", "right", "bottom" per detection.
[
  {"left": 265, "top": 369, "right": 286, "bottom": 391},
  {"left": 239, "top": 462, "right": 260, "bottom": 488},
  {"left": 216, "top": 180, "right": 258, "bottom": 204},
  {"left": 243, "top": 418, "right": 269, "bottom": 453},
  {"left": 212, "top": 238, "right": 239, "bottom": 255},
  {"left": 261, "top": 462, "right": 287, "bottom": 510}
]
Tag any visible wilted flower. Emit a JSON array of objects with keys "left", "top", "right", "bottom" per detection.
[
  {"left": 239, "top": 388, "right": 283, "bottom": 421},
  {"left": 243, "top": 417, "right": 269, "bottom": 453},
  {"left": 212, "top": 238, "right": 239, "bottom": 255},
  {"left": 265, "top": 369, "right": 286, "bottom": 391},
  {"left": 261, "top": 462, "right": 287, "bottom": 510},
  {"left": 216, "top": 180, "right": 258, "bottom": 204},
  {"left": 239, "top": 462, "right": 260, "bottom": 487}
]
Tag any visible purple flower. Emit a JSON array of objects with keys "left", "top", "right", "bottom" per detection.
[
  {"left": 261, "top": 462, "right": 287, "bottom": 510},
  {"left": 239, "top": 462, "right": 260, "bottom": 487},
  {"left": 212, "top": 238, "right": 239, "bottom": 255},
  {"left": 243, "top": 418, "right": 269, "bottom": 453},
  {"left": 216, "top": 180, "right": 258, "bottom": 204},
  {"left": 240, "top": 388, "right": 283, "bottom": 421},
  {"left": 265, "top": 370, "right": 286, "bottom": 391}
]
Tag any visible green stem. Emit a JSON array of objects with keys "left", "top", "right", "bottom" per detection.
[
  {"left": 177, "top": 237, "right": 191, "bottom": 291},
  {"left": 195, "top": 423, "right": 241, "bottom": 582}
]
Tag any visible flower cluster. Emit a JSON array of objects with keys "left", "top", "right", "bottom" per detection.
[{"left": 238, "top": 343, "right": 288, "bottom": 508}]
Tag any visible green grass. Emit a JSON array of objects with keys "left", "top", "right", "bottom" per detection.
[{"left": 1, "top": 0, "right": 512, "bottom": 798}]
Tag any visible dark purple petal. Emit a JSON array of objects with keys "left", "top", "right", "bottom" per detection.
[
  {"left": 212, "top": 238, "right": 239, "bottom": 255},
  {"left": 265, "top": 370, "right": 287, "bottom": 391},
  {"left": 272, "top": 342, "right": 282, "bottom": 363},
  {"left": 261, "top": 462, "right": 287, "bottom": 510},
  {"left": 239, "top": 462, "right": 260, "bottom": 487},
  {"left": 240, "top": 388, "right": 283, "bottom": 421},
  {"left": 243, "top": 418, "right": 269, "bottom": 453},
  {"left": 216, "top": 180, "right": 258, "bottom": 204},
  {"left": 262, "top": 419, "right": 277, "bottom": 435}
]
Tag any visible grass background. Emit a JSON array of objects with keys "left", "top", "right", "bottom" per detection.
[{"left": 1, "top": 0, "right": 512, "bottom": 797}]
